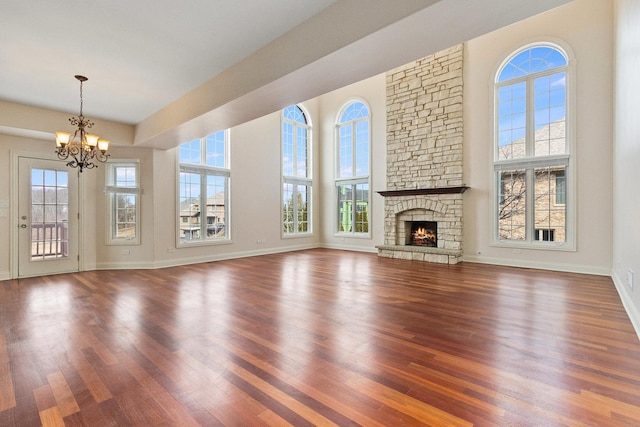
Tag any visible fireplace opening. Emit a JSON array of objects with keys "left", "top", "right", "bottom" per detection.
[{"left": 407, "top": 221, "right": 437, "bottom": 247}]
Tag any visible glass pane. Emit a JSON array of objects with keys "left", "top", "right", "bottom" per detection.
[
  {"left": 179, "top": 139, "right": 201, "bottom": 164},
  {"left": 497, "top": 82, "right": 527, "bottom": 160},
  {"left": 534, "top": 72, "right": 566, "bottom": 156},
  {"left": 296, "top": 184, "right": 308, "bottom": 233},
  {"left": 282, "top": 122, "right": 294, "bottom": 176},
  {"left": 283, "top": 105, "right": 306, "bottom": 123},
  {"left": 498, "top": 170, "right": 527, "bottom": 241},
  {"left": 355, "top": 121, "right": 369, "bottom": 176},
  {"left": 498, "top": 46, "right": 567, "bottom": 82},
  {"left": 355, "top": 183, "right": 369, "bottom": 233},
  {"left": 282, "top": 183, "right": 294, "bottom": 233},
  {"left": 30, "top": 168, "right": 69, "bottom": 260},
  {"left": 340, "top": 102, "right": 368, "bottom": 122},
  {"left": 205, "top": 174, "right": 226, "bottom": 239},
  {"left": 534, "top": 167, "right": 566, "bottom": 243},
  {"left": 338, "top": 184, "right": 353, "bottom": 233},
  {"left": 338, "top": 124, "right": 353, "bottom": 178},
  {"left": 179, "top": 172, "right": 201, "bottom": 242},
  {"left": 57, "top": 187, "right": 68, "bottom": 204},
  {"left": 296, "top": 127, "right": 307, "bottom": 178},
  {"left": 205, "top": 131, "right": 226, "bottom": 168},
  {"left": 115, "top": 166, "right": 136, "bottom": 187},
  {"left": 113, "top": 193, "right": 137, "bottom": 239}
]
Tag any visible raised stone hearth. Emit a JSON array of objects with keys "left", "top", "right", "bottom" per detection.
[{"left": 376, "top": 45, "right": 465, "bottom": 264}]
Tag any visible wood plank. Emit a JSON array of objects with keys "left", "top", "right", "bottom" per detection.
[
  {"left": 0, "top": 334, "right": 16, "bottom": 411},
  {"left": 46, "top": 371, "right": 80, "bottom": 417},
  {"left": 38, "top": 406, "right": 65, "bottom": 427},
  {"left": 1, "top": 249, "right": 640, "bottom": 425}
]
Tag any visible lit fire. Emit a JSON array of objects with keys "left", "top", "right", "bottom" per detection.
[{"left": 412, "top": 227, "right": 436, "bottom": 246}]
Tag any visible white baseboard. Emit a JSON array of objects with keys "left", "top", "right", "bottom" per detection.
[
  {"left": 462, "top": 254, "right": 611, "bottom": 276},
  {"left": 612, "top": 271, "right": 640, "bottom": 342},
  {"left": 150, "top": 243, "right": 319, "bottom": 270},
  {"left": 0, "top": 271, "right": 10, "bottom": 281},
  {"left": 320, "top": 243, "right": 378, "bottom": 253}
]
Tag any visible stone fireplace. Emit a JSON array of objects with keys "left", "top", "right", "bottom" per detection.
[{"left": 376, "top": 45, "right": 466, "bottom": 264}]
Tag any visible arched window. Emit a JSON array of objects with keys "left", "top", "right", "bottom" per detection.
[
  {"left": 494, "top": 44, "right": 573, "bottom": 247},
  {"left": 336, "top": 100, "right": 370, "bottom": 234},
  {"left": 282, "top": 105, "right": 311, "bottom": 235}
]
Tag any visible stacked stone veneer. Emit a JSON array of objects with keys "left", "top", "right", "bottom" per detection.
[{"left": 377, "top": 45, "right": 464, "bottom": 264}]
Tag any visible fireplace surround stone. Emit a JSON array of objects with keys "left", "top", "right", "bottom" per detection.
[{"left": 376, "top": 45, "right": 464, "bottom": 264}]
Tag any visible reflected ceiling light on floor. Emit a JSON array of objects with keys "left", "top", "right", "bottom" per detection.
[{"left": 55, "top": 75, "right": 109, "bottom": 172}]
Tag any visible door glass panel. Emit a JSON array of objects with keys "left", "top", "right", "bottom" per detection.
[{"left": 30, "top": 168, "right": 69, "bottom": 260}]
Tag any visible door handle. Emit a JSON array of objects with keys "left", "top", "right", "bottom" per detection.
[{"left": 20, "top": 224, "right": 27, "bottom": 228}]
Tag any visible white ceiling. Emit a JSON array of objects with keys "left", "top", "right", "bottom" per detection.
[
  {"left": 0, "top": 0, "right": 336, "bottom": 124},
  {"left": 1, "top": 0, "right": 573, "bottom": 149}
]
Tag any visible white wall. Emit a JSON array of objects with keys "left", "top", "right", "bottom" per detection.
[
  {"left": 612, "top": 0, "right": 640, "bottom": 335},
  {"left": 145, "top": 100, "right": 322, "bottom": 269},
  {"left": 463, "top": 0, "right": 614, "bottom": 275}
]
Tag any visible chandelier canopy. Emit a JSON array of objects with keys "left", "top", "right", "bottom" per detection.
[{"left": 55, "top": 75, "right": 109, "bottom": 172}]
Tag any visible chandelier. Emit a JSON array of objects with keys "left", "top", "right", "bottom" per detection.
[{"left": 55, "top": 75, "right": 109, "bottom": 172}]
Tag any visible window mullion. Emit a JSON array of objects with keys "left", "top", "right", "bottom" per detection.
[
  {"left": 292, "top": 185, "right": 298, "bottom": 231},
  {"left": 526, "top": 76, "right": 535, "bottom": 158},
  {"left": 352, "top": 122, "right": 357, "bottom": 178},
  {"left": 200, "top": 174, "right": 207, "bottom": 239},
  {"left": 525, "top": 167, "right": 534, "bottom": 243},
  {"left": 292, "top": 122, "right": 298, "bottom": 177}
]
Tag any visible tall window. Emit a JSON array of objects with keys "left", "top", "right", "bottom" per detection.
[
  {"left": 282, "top": 105, "right": 311, "bottom": 235},
  {"left": 178, "top": 130, "right": 229, "bottom": 245},
  {"left": 495, "top": 44, "right": 572, "bottom": 247},
  {"left": 106, "top": 162, "right": 140, "bottom": 244},
  {"left": 336, "top": 100, "right": 370, "bottom": 234}
]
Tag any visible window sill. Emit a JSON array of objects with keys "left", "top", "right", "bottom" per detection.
[
  {"left": 282, "top": 233, "right": 314, "bottom": 239},
  {"left": 491, "top": 240, "right": 576, "bottom": 252},
  {"left": 334, "top": 232, "right": 371, "bottom": 239},
  {"left": 177, "top": 239, "right": 232, "bottom": 249}
]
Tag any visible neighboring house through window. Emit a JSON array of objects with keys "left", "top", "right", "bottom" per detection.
[
  {"left": 106, "top": 161, "right": 140, "bottom": 244},
  {"left": 178, "top": 130, "right": 230, "bottom": 245},
  {"left": 336, "top": 100, "right": 370, "bottom": 234},
  {"left": 494, "top": 43, "right": 573, "bottom": 248},
  {"left": 282, "top": 105, "right": 312, "bottom": 235}
]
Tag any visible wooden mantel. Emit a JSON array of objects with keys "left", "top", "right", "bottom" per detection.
[{"left": 376, "top": 186, "right": 469, "bottom": 197}]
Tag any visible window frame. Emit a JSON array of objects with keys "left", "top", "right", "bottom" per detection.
[
  {"left": 281, "top": 104, "right": 313, "bottom": 237},
  {"left": 334, "top": 99, "right": 371, "bottom": 237},
  {"left": 176, "top": 130, "right": 231, "bottom": 247},
  {"left": 492, "top": 42, "right": 575, "bottom": 251},
  {"left": 105, "top": 160, "right": 141, "bottom": 245}
]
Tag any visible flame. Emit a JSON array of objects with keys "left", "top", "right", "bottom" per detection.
[{"left": 412, "top": 226, "right": 436, "bottom": 246}]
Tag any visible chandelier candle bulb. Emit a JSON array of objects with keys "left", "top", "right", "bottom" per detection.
[
  {"left": 86, "top": 134, "right": 99, "bottom": 147},
  {"left": 98, "top": 139, "right": 110, "bottom": 152},
  {"left": 55, "top": 131, "right": 70, "bottom": 147}
]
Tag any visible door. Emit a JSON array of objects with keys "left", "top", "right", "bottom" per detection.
[{"left": 18, "top": 157, "right": 79, "bottom": 277}]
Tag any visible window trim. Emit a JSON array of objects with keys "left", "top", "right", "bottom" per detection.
[
  {"left": 176, "top": 130, "right": 231, "bottom": 248},
  {"left": 491, "top": 41, "right": 576, "bottom": 251},
  {"left": 281, "top": 104, "right": 313, "bottom": 238},
  {"left": 105, "top": 160, "right": 141, "bottom": 246},
  {"left": 334, "top": 99, "right": 372, "bottom": 237}
]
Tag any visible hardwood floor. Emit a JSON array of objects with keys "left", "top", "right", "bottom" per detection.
[{"left": 1, "top": 249, "right": 640, "bottom": 426}]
